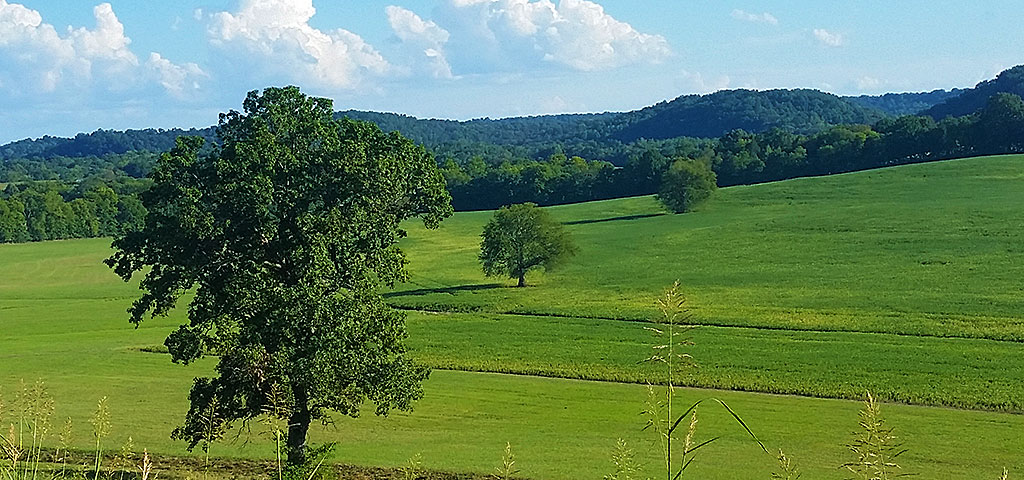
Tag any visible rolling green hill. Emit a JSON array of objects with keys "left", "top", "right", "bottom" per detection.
[
  {"left": 1, "top": 87, "right": 882, "bottom": 163},
  {"left": 3, "top": 154, "right": 1024, "bottom": 478},
  {"left": 924, "top": 65, "right": 1024, "bottom": 119},
  {"left": 392, "top": 154, "right": 1024, "bottom": 341},
  {"left": 845, "top": 88, "right": 963, "bottom": 115}
]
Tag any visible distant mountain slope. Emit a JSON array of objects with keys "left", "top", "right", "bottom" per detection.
[
  {"left": 0, "top": 127, "right": 215, "bottom": 160},
  {"left": 923, "top": 65, "right": 1024, "bottom": 119},
  {"left": 335, "top": 110, "right": 617, "bottom": 147},
  {"left": 9, "top": 64, "right": 1024, "bottom": 163},
  {"left": 610, "top": 89, "right": 886, "bottom": 141},
  {"left": 846, "top": 89, "right": 964, "bottom": 116},
  {"left": 343, "top": 88, "right": 888, "bottom": 147}
]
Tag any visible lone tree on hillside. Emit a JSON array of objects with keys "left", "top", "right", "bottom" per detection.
[
  {"left": 105, "top": 86, "right": 452, "bottom": 467},
  {"left": 479, "top": 202, "right": 576, "bottom": 287},
  {"left": 657, "top": 158, "right": 718, "bottom": 213}
]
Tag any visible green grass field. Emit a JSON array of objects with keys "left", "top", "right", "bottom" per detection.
[
  {"left": 3, "top": 155, "right": 1024, "bottom": 478},
  {"left": 394, "top": 155, "right": 1024, "bottom": 340}
]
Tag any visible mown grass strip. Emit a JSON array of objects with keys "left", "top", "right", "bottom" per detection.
[{"left": 404, "top": 311, "right": 1024, "bottom": 412}]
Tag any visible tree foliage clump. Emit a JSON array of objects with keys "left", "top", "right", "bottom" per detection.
[
  {"left": 657, "top": 159, "right": 717, "bottom": 213},
  {"left": 0, "top": 179, "right": 148, "bottom": 243},
  {"left": 479, "top": 202, "right": 576, "bottom": 287},
  {"left": 105, "top": 86, "right": 452, "bottom": 466}
]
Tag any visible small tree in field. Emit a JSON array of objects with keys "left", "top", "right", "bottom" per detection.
[
  {"left": 657, "top": 159, "right": 717, "bottom": 213},
  {"left": 479, "top": 202, "right": 576, "bottom": 287},
  {"left": 105, "top": 86, "right": 452, "bottom": 467}
]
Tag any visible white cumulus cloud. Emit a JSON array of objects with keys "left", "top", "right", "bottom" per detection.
[
  {"left": 208, "top": 0, "right": 393, "bottom": 90},
  {"left": 436, "top": 0, "right": 671, "bottom": 72},
  {"left": 386, "top": 5, "right": 453, "bottom": 79},
  {"left": 813, "top": 28, "right": 844, "bottom": 47},
  {"left": 731, "top": 9, "right": 778, "bottom": 25},
  {"left": 0, "top": 1, "right": 204, "bottom": 97},
  {"left": 147, "top": 53, "right": 207, "bottom": 98}
]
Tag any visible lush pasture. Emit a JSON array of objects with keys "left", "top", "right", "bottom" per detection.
[
  {"left": 394, "top": 155, "right": 1024, "bottom": 340},
  {"left": 3, "top": 320, "right": 1024, "bottom": 480},
  {"left": 3, "top": 155, "right": 1024, "bottom": 478},
  {"left": 405, "top": 311, "right": 1024, "bottom": 411},
  {"left": 4, "top": 231, "right": 1024, "bottom": 412}
]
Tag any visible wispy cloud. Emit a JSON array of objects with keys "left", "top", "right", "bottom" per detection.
[
  {"left": 731, "top": 9, "right": 778, "bottom": 25},
  {"left": 813, "top": 28, "right": 844, "bottom": 47},
  {"left": 677, "top": 70, "right": 730, "bottom": 94},
  {"left": 856, "top": 76, "right": 882, "bottom": 90}
]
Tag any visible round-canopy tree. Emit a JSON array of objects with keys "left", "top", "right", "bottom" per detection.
[
  {"left": 479, "top": 202, "right": 576, "bottom": 287},
  {"left": 657, "top": 159, "right": 718, "bottom": 213},
  {"left": 105, "top": 86, "right": 452, "bottom": 465}
]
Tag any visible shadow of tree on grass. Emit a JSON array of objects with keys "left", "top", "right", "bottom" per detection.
[
  {"left": 384, "top": 283, "right": 505, "bottom": 298},
  {"left": 562, "top": 213, "right": 666, "bottom": 226}
]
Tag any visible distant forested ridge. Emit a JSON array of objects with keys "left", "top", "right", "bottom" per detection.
[
  {"left": 609, "top": 89, "right": 886, "bottom": 140},
  {"left": 0, "top": 127, "right": 215, "bottom": 160},
  {"left": 923, "top": 65, "right": 1024, "bottom": 119},
  {"left": 845, "top": 89, "right": 964, "bottom": 116},
  {"left": 2, "top": 65, "right": 1024, "bottom": 237},
  {"left": 342, "top": 88, "right": 886, "bottom": 147},
  {"left": 438, "top": 90, "right": 1024, "bottom": 209}
]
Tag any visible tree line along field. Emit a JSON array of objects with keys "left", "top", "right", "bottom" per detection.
[{"left": 2, "top": 154, "right": 1024, "bottom": 478}]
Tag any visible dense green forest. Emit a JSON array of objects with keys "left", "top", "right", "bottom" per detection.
[
  {"left": 924, "top": 65, "right": 1024, "bottom": 119},
  {"left": 438, "top": 91, "right": 1024, "bottom": 209},
  {"left": 846, "top": 88, "right": 963, "bottom": 115},
  {"left": 3, "top": 66, "right": 1024, "bottom": 239},
  {"left": 1, "top": 82, "right": 935, "bottom": 170},
  {"left": 0, "top": 151, "right": 160, "bottom": 183},
  {"left": 0, "top": 177, "right": 148, "bottom": 242},
  {"left": 0, "top": 127, "right": 215, "bottom": 160}
]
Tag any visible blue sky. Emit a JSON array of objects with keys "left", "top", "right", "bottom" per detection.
[{"left": 0, "top": 0, "right": 1021, "bottom": 143}]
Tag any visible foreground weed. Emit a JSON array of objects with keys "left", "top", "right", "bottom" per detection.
[
  {"left": 259, "top": 385, "right": 290, "bottom": 480},
  {"left": 641, "top": 283, "right": 766, "bottom": 480},
  {"left": 6, "top": 381, "right": 55, "bottom": 480},
  {"left": 90, "top": 397, "right": 111, "bottom": 480},
  {"left": 494, "top": 443, "right": 518, "bottom": 480},
  {"left": 1, "top": 425, "right": 18, "bottom": 480},
  {"left": 137, "top": 450, "right": 155, "bottom": 480},
  {"left": 771, "top": 449, "right": 800, "bottom": 480},
  {"left": 841, "top": 393, "right": 910, "bottom": 479},
  {"left": 116, "top": 436, "right": 135, "bottom": 480},
  {"left": 56, "top": 418, "right": 73, "bottom": 479},
  {"left": 604, "top": 439, "right": 641, "bottom": 480},
  {"left": 198, "top": 396, "right": 223, "bottom": 480},
  {"left": 400, "top": 453, "right": 424, "bottom": 480},
  {"left": 641, "top": 282, "right": 694, "bottom": 479}
]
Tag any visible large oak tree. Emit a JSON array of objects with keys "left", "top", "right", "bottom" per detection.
[{"left": 106, "top": 86, "right": 452, "bottom": 465}]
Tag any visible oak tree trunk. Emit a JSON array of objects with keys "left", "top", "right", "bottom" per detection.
[{"left": 286, "top": 387, "right": 312, "bottom": 466}]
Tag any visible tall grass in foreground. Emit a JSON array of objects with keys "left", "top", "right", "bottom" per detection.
[
  {"left": 0, "top": 379, "right": 1015, "bottom": 479},
  {"left": 640, "top": 283, "right": 766, "bottom": 479},
  {"left": 0, "top": 383, "right": 159, "bottom": 480},
  {"left": 1, "top": 288, "right": 1016, "bottom": 479}
]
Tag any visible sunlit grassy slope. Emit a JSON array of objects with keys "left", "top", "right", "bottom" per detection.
[
  {"left": 2, "top": 154, "right": 1024, "bottom": 478},
  {"left": 394, "top": 154, "right": 1024, "bottom": 340}
]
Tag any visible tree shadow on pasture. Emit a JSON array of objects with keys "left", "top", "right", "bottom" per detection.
[
  {"left": 562, "top": 213, "right": 666, "bottom": 226},
  {"left": 384, "top": 283, "right": 505, "bottom": 298}
]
